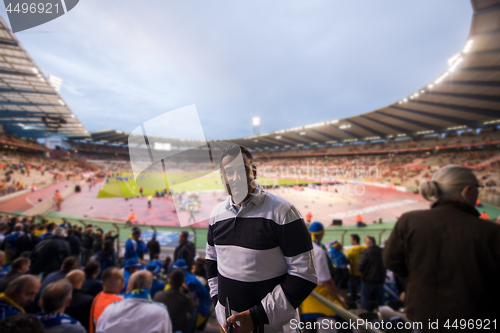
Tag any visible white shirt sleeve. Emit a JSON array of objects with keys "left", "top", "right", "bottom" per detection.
[{"left": 313, "top": 243, "right": 331, "bottom": 284}]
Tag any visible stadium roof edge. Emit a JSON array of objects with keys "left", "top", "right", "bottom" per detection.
[{"left": 0, "top": 17, "right": 89, "bottom": 139}]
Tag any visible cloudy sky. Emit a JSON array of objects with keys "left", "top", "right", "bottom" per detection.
[{"left": 0, "top": 0, "right": 472, "bottom": 140}]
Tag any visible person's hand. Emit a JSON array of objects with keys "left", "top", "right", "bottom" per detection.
[
  {"left": 337, "top": 296, "right": 348, "bottom": 309},
  {"left": 180, "top": 283, "right": 189, "bottom": 292},
  {"left": 224, "top": 310, "right": 254, "bottom": 333}
]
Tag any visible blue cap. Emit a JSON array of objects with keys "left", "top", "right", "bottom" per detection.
[
  {"left": 146, "top": 261, "right": 161, "bottom": 275},
  {"left": 124, "top": 258, "right": 141, "bottom": 269},
  {"left": 329, "top": 239, "right": 339, "bottom": 247},
  {"left": 172, "top": 259, "right": 188, "bottom": 271},
  {"left": 309, "top": 221, "right": 324, "bottom": 232}
]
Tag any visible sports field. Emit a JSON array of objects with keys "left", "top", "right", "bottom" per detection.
[{"left": 97, "top": 172, "right": 315, "bottom": 198}]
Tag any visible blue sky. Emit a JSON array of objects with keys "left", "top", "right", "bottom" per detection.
[{"left": 1, "top": 0, "right": 472, "bottom": 140}]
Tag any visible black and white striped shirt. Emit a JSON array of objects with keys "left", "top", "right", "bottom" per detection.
[{"left": 206, "top": 186, "right": 317, "bottom": 333}]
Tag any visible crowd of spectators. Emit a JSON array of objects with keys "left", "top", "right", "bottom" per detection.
[{"left": 0, "top": 215, "right": 211, "bottom": 333}]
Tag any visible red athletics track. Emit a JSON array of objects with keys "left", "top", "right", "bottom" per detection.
[
  {"left": 1, "top": 180, "right": 430, "bottom": 228},
  {"left": 0, "top": 181, "right": 79, "bottom": 213}
]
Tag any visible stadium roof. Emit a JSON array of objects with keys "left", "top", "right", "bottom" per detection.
[
  {"left": 0, "top": 17, "right": 89, "bottom": 139},
  {"left": 92, "top": 0, "right": 500, "bottom": 150}
]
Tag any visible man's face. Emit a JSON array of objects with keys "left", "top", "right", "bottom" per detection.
[
  {"left": 12, "top": 280, "right": 40, "bottom": 307},
  {"left": 134, "top": 231, "right": 141, "bottom": 239},
  {"left": 0, "top": 252, "right": 4, "bottom": 266},
  {"left": 350, "top": 236, "right": 356, "bottom": 245},
  {"left": 221, "top": 153, "right": 256, "bottom": 205}
]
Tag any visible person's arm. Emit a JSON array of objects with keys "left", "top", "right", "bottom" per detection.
[
  {"left": 323, "top": 279, "right": 347, "bottom": 309},
  {"left": 206, "top": 226, "right": 218, "bottom": 307},
  {"left": 382, "top": 216, "right": 409, "bottom": 277},
  {"left": 229, "top": 207, "right": 317, "bottom": 333}
]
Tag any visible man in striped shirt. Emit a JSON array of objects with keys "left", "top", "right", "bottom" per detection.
[{"left": 206, "top": 145, "right": 317, "bottom": 333}]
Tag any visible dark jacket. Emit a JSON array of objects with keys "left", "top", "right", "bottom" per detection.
[
  {"left": 174, "top": 241, "right": 195, "bottom": 270},
  {"left": 154, "top": 288, "right": 195, "bottom": 333},
  {"left": 0, "top": 271, "right": 22, "bottom": 293},
  {"left": 147, "top": 239, "right": 161, "bottom": 259},
  {"left": 81, "top": 233, "right": 95, "bottom": 250},
  {"left": 383, "top": 201, "right": 500, "bottom": 331},
  {"left": 81, "top": 277, "right": 103, "bottom": 297},
  {"left": 65, "top": 289, "right": 94, "bottom": 332},
  {"left": 92, "top": 238, "right": 103, "bottom": 254},
  {"left": 357, "top": 245, "right": 386, "bottom": 284},
  {"left": 29, "top": 235, "right": 71, "bottom": 277},
  {"left": 16, "top": 232, "right": 39, "bottom": 254},
  {"left": 68, "top": 235, "right": 81, "bottom": 256}
]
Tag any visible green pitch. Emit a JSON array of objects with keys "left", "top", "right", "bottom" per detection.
[{"left": 97, "top": 172, "right": 314, "bottom": 198}]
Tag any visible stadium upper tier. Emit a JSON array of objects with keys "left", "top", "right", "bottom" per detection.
[
  {"left": 0, "top": 17, "right": 88, "bottom": 139},
  {"left": 89, "top": 0, "right": 500, "bottom": 152}
]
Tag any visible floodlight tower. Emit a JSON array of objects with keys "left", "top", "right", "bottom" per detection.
[{"left": 253, "top": 117, "right": 260, "bottom": 135}]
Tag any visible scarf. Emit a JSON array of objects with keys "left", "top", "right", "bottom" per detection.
[
  {"left": 0, "top": 293, "right": 24, "bottom": 313},
  {"left": 310, "top": 231, "right": 323, "bottom": 243},
  {"left": 124, "top": 288, "right": 152, "bottom": 301},
  {"left": 36, "top": 313, "right": 78, "bottom": 327}
]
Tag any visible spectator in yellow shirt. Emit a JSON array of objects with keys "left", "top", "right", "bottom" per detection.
[{"left": 346, "top": 234, "right": 367, "bottom": 302}]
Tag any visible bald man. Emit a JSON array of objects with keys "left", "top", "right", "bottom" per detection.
[
  {"left": 96, "top": 270, "right": 172, "bottom": 333},
  {"left": 65, "top": 270, "right": 94, "bottom": 332},
  {"left": 0, "top": 275, "right": 40, "bottom": 320},
  {"left": 89, "top": 267, "right": 124, "bottom": 333}
]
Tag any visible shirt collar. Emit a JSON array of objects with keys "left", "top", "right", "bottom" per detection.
[
  {"left": 431, "top": 200, "right": 480, "bottom": 217},
  {"left": 225, "top": 185, "right": 265, "bottom": 212}
]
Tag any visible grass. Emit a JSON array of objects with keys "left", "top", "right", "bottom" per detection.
[{"left": 97, "top": 172, "right": 317, "bottom": 198}]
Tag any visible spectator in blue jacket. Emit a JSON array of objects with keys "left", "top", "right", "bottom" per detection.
[
  {"left": 145, "top": 261, "right": 165, "bottom": 298},
  {"left": 328, "top": 240, "right": 350, "bottom": 302},
  {"left": 125, "top": 227, "right": 148, "bottom": 265},
  {"left": 93, "top": 240, "right": 115, "bottom": 279},
  {"left": 1, "top": 224, "right": 24, "bottom": 265},
  {"left": 121, "top": 258, "right": 141, "bottom": 294}
]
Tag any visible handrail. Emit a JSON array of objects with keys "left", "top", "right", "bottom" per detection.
[
  {"left": 310, "top": 291, "right": 383, "bottom": 333},
  {"left": 377, "top": 229, "right": 386, "bottom": 245}
]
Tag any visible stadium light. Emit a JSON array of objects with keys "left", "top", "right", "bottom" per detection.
[
  {"left": 463, "top": 40, "right": 473, "bottom": 53},
  {"left": 252, "top": 117, "right": 260, "bottom": 126},
  {"left": 448, "top": 53, "right": 461, "bottom": 66}
]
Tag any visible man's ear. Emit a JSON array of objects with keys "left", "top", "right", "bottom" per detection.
[{"left": 66, "top": 297, "right": 72, "bottom": 308}]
